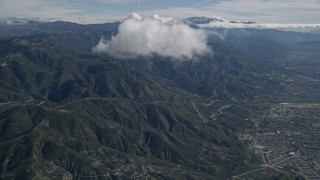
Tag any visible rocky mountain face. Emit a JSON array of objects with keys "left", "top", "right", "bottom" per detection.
[{"left": 184, "top": 17, "right": 224, "bottom": 25}]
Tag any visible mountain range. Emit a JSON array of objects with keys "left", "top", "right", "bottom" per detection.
[{"left": 1, "top": 18, "right": 319, "bottom": 179}]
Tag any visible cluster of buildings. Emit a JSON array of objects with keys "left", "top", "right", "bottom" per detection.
[{"left": 241, "top": 103, "right": 320, "bottom": 179}]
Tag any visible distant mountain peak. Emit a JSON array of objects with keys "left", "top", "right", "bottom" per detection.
[
  {"left": 184, "top": 17, "right": 258, "bottom": 27},
  {"left": 184, "top": 16, "right": 225, "bottom": 25},
  {"left": 229, "top": 20, "right": 257, "bottom": 24}
]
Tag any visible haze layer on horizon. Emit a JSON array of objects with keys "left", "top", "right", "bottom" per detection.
[{"left": 0, "top": 0, "right": 319, "bottom": 24}]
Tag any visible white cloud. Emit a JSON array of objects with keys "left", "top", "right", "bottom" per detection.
[
  {"left": 0, "top": 0, "right": 129, "bottom": 23},
  {"left": 199, "top": 22, "right": 320, "bottom": 29},
  {"left": 93, "top": 13, "right": 210, "bottom": 59},
  {"left": 1, "top": 0, "right": 319, "bottom": 24},
  {"left": 139, "top": 7, "right": 223, "bottom": 21},
  {"left": 139, "top": 0, "right": 320, "bottom": 24},
  {"left": 200, "top": 0, "right": 320, "bottom": 23}
]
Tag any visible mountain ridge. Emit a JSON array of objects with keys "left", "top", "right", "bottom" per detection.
[{"left": 2, "top": 20, "right": 316, "bottom": 179}]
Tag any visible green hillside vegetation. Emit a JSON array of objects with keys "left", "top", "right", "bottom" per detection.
[{"left": 1, "top": 22, "right": 312, "bottom": 179}]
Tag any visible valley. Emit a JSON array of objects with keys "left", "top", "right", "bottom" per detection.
[{"left": 233, "top": 44, "right": 320, "bottom": 179}]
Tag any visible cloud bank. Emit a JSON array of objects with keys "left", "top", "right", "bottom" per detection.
[
  {"left": 93, "top": 13, "right": 210, "bottom": 59},
  {"left": 199, "top": 22, "right": 320, "bottom": 29}
]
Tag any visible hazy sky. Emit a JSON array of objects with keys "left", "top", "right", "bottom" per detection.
[{"left": 0, "top": 0, "right": 319, "bottom": 24}]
